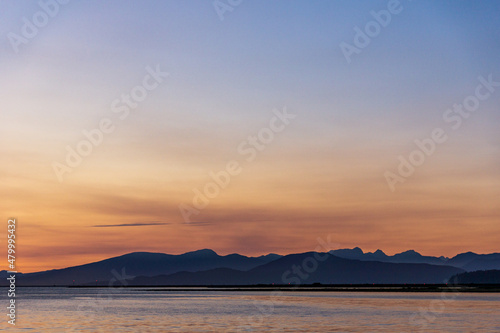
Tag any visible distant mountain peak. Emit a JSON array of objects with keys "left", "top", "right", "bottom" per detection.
[
  {"left": 372, "top": 249, "right": 387, "bottom": 257},
  {"left": 395, "top": 250, "right": 421, "bottom": 257},
  {"left": 184, "top": 249, "right": 218, "bottom": 257},
  {"left": 256, "top": 253, "right": 282, "bottom": 260},
  {"left": 125, "top": 251, "right": 164, "bottom": 256},
  {"left": 329, "top": 247, "right": 365, "bottom": 260},
  {"left": 458, "top": 251, "right": 478, "bottom": 256},
  {"left": 332, "top": 247, "right": 364, "bottom": 254}
]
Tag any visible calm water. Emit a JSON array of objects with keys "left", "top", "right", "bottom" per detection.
[{"left": 5, "top": 287, "right": 500, "bottom": 332}]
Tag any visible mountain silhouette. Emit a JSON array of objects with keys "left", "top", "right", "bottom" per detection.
[
  {"left": 449, "top": 270, "right": 500, "bottom": 284},
  {"left": 9, "top": 248, "right": 500, "bottom": 286},
  {"left": 446, "top": 252, "right": 500, "bottom": 271},
  {"left": 330, "top": 248, "right": 500, "bottom": 271},
  {"left": 15, "top": 249, "right": 276, "bottom": 286},
  {"left": 330, "top": 248, "right": 446, "bottom": 265},
  {"left": 131, "top": 252, "right": 464, "bottom": 285}
]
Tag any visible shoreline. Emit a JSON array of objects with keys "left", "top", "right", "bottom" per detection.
[{"left": 13, "top": 284, "right": 500, "bottom": 292}]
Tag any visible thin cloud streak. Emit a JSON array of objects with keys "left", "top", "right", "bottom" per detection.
[{"left": 92, "top": 222, "right": 170, "bottom": 228}]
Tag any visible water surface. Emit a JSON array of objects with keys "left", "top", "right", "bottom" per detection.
[{"left": 7, "top": 287, "right": 500, "bottom": 332}]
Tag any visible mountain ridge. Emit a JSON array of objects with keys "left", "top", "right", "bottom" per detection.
[
  {"left": 329, "top": 248, "right": 500, "bottom": 271},
  {"left": 5, "top": 248, "right": 500, "bottom": 286}
]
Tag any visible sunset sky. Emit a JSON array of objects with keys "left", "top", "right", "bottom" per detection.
[{"left": 1, "top": 0, "right": 499, "bottom": 273}]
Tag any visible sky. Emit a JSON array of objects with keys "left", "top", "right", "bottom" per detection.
[{"left": 1, "top": 0, "right": 499, "bottom": 273}]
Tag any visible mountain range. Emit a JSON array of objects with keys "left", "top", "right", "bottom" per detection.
[
  {"left": 329, "top": 247, "right": 500, "bottom": 271},
  {"left": 450, "top": 270, "right": 500, "bottom": 284},
  {"left": 129, "top": 252, "right": 463, "bottom": 286},
  {"left": 5, "top": 249, "right": 278, "bottom": 286},
  {"left": 4, "top": 247, "right": 500, "bottom": 286}
]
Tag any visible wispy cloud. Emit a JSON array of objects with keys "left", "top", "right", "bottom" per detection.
[
  {"left": 92, "top": 222, "right": 170, "bottom": 228},
  {"left": 185, "top": 221, "right": 212, "bottom": 227}
]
